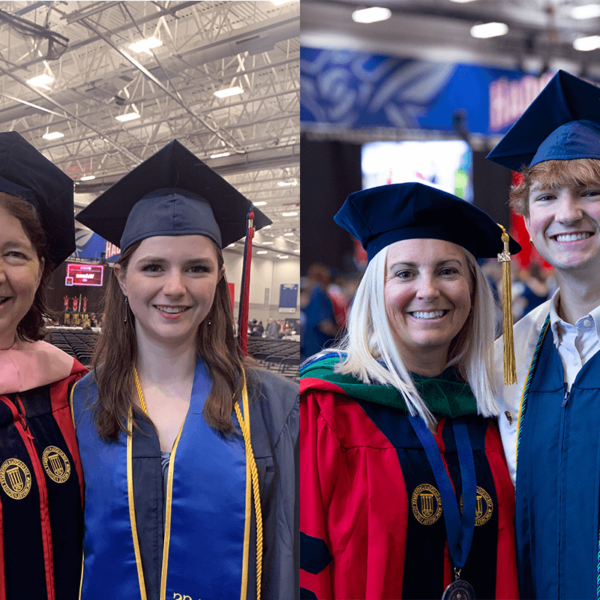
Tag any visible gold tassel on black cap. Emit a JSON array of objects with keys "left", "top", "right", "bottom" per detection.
[{"left": 498, "top": 224, "right": 517, "bottom": 385}]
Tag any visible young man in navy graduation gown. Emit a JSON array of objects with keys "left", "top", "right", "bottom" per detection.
[{"left": 488, "top": 70, "right": 600, "bottom": 598}]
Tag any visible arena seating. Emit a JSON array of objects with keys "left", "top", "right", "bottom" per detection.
[
  {"left": 46, "top": 329, "right": 97, "bottom": 367},
  {"left": 46, "top": 330, "right": 300, "bottom": 382},
  {"left": 246, "top": 338, "right": 300, "bottom": 382}
]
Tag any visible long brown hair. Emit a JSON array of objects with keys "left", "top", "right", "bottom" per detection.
[
  {"left": 0, "top": 192, "right": 53, "bottom": 342},
  {"left": 92, "top": 239, "right": 251, "bottom": 440}
]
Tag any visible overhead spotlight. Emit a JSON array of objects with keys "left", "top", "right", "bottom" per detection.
[
  {"left": 254, "top": 202, "right": 268, "bottom": 206},
  {"left": 278, "top": 255, "right": 289, "bottom": 259},
  {"left": 282, "top": 211, "right": 298, "bottom": 217},
  {"left": 571, "top": 4, "right": 600, "bottom": 19},
  {"left": 214, "top": 86, "right": 244, "bottom": 99},
  {"left": 210, "top": 152, "right": 230, "bottom": 159},
  {"left": 352, "top": 7, "right": 392, "bottom": 23},
  {"left": 115, "top": 112, "right": 141, "bottom": 122},
  {"left": 129, "top": 36, "right": 163, "bottom": 55},
  {"left": 284, "top": 232, "right": 294, "bottom": 236},
  {"left": 277, "top": 181, "right": 298, "bottom": 187},
  {"left": 257, "top": 250, "right": 268, "bottom": 254},
  {"left": 42, "top": 131, "right": 64, "bottom": 141},
  {"left": 470, "top": 22, "right": 509, "bottom": 38},
  {"left": 80, "top": 175, "right": 96, "bottom": 181},
  {"left": 27, "top": 74, "right": 54, "bottom": 88},
  {"left": 574, "top": 35, "right": 600, "bottom": 51}
]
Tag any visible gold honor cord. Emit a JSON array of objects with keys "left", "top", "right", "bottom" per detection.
[
  {"left": 234, "top": 377, "right": 264, "bottom": 600},
  {"left": 134, "top": 367, "right": 263, "bottom": 600},
  {"left": 497, "top": 224, "right": 517, "bottom": 385}
]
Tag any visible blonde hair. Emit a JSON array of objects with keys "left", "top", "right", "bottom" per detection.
[{"left": 331, "top": 244, "right": 498, "bottom": 423}]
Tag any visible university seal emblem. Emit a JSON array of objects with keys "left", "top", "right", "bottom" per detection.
[
  {"left": 411, "top": 483, "right": 443, "bottom": 525},
  {"left": 460, "top": 486, "right": 494, "bottom": 526},
  {"left": 42, "top": 446, "right": 71, "bottom": 484},
  {"left": 0, "top": 458, "right": 32, "bottom": 500}
]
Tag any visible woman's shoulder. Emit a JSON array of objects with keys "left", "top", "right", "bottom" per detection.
[
  {"left": 0, "top": 339, "right": 87, "bottom": 395},
  {"left": 246, "top": 368, "right": 299, "bottom": 441}
]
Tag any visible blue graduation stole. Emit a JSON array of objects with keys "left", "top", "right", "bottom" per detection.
[
  {"left": 72, "top": 359, "right": 252, "bottom": 600},
  {"left": 516, "top": 328, "right": 600, "bottom": 599}
]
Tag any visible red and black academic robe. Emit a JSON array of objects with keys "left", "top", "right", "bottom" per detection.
[
  {"left": 300, "top": 355, "right": 519, "bottom": 600},
  {"left": 0, "top": 340, "right": 87, "bottom": 600}
]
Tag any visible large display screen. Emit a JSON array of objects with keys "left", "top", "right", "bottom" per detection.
[
  {"left": 65, "top": 263, "right": 104, "bottom": 287},
  {"left": 361, "top": 140, "right": 473, "bottom": 201}
]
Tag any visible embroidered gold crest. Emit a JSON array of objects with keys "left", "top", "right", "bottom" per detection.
[
  {"left": 0, "top": 458, "right": 32, "bottom": 500},
  {"left": 459, "top": 486, "right": 494, "bottom": 526},
  {"left": 42, "top": 446, "right": 71, "bottom": 484},
  {"left": 412, "top": 483, "right": 443, "bottom": 525}
]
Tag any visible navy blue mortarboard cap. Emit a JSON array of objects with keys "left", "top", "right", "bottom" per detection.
[
  {"left": 76, "top": 140, "right": 271, "bottom": 251},
  {"left": 487, "top": 70, "right": 600, "bottom": 171},
  {"left": 334, "top": 182, "right": 521, "bottom": 262},
  {"left": 0, "top": 131, "right": 74, "bottom": 267}
]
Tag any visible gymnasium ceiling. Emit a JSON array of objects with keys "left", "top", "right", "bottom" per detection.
[
  {"left": 302, "top": 0, "right": 600, "bottom": 78},
  {"left": 0, "top": 0, "right": 300, "bottom": 258}
]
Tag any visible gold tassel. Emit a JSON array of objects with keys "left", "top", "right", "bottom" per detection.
[{"left": 498, "top": 224, "right": 517, "bottom": 385}]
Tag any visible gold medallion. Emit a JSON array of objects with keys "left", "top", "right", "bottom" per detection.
[
  {"left": 459, "top": 486, "right": 494, "bottom": 526},
  {"left": 42, "top": 446, "right": 71, "bottom": 484},
  {"left": 0, "top": 458, "right": 32, "bottom": 500},
  {"left": 411, "top": 483, "right": 443, "bottom": 525}
]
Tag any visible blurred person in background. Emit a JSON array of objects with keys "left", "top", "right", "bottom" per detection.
[
  {"left": 0, "top": 132, "right": 87, "bottom": 599},
  {"left": 301, "top": 263, "right": 338, "bottom": 360},
  {"left": 300, "top": 183, "right": 519, "bottom": 600},
  {"left": 266, "top": 317, "right": 280, "bottom": 338},
  {"left": 72, "top": 141, "right": 299, "bottom": 600},
  {"left": 488, "top": 70, "right": 600, "bottom": 598}
]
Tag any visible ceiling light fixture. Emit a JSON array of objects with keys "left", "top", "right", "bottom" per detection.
[
  {"left": 42, "top": 131, "right": 64, "bottom": 141},
  {"left": 278, "top": 255, "right": 289, "bottom": 259},
  {"left": 470, "top": 22, "right": 509, "bottom": 38},
  {"left": 257, "top": 250, "right": 268, "bottom": 254},
  {"left": 263, "top": 225, "right": 272, "bottom": 229},
  {"left": 214, "top": 86, "right": 244, "bottom": 99},
  {"left": 573, "top": 35, "right": 600, "bottom": 50},
  {"left": 284, "top": 232, "right": 294, "bottom": 236},
  {"left": 210, "top": 152, "right": 231, "bottom": 159},
  {"left": 262, "top": 242, "right": 274, "bottom": 245},
  {"left": 277, "top": 180, "right": 298, "bottom": 187},
  {"left": 115, "top": 112, "right": 141, "bottom": 122},
  {"left": 352, "top": 7, "right": 392, "bottom": 23},
  {"left": 129, "top": 36, "right": 163, "bottom": 54},
  {"left": 571, "top": 4, "right": 600, "bottom": 19},
  {"left": 282, "top": 211, "right": 298, "bottom": 217},
  {"left": 254, "top": 201, "right": 268, "bottom": 206},
  {"left": 80, "top": 175, "right": 95, "bottom": 181},
  {"left": 27, "top": 74, "right": 54, "bottom": 88},
  {"left": 271, "top": 0, "right": 296, "bottom": 5}
]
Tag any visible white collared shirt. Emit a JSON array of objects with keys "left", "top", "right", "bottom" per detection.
[{"left": 549, "top": 289, "right": 600, "bottom": 389}]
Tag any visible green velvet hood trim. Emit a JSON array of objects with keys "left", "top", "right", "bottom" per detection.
[{"left": 301, "top": 355, "right": 478, "bottom": 417}]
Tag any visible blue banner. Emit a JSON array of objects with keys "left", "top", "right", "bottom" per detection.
[
  {"left": 301, "top": 48, "right": 579, "bottom": 136},
  {"left": 279, "top": 283, "right": 298, "bottom": 313},
  {"left": 75, "top": 227, "right": 120, "bottom": 263}
]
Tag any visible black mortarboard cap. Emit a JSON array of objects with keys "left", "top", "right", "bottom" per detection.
[
  {"left": 0, "top": 131, "right": 74, "bottom": 267},
  {"left": 334, "top": 182, "right": 521, "bottom": 262},
  {"left": 487, "top": 70, "right": 600, "bottom": 171},
  {"left": 76, "top": 140, "right": 271, "bottom": 250}
]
